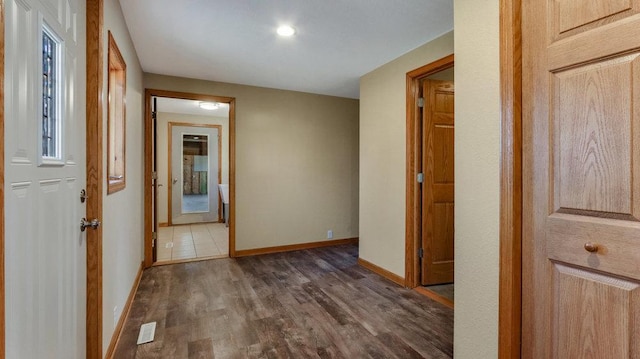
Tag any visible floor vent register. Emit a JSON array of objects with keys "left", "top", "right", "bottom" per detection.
[{"left": 137, "top": 322, "right": 157, "bottom": 345}]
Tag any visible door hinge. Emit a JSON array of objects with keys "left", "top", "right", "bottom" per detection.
[
  {"left": 152, "top": 111, "right": 157, "bottom": 120},
  {"left": 418, "top": 248, "right": 424, "bottom": 258},
  {"left": 417, "top": 172, "right": 424, "bottom": 183},
  {"left": 418, "top": 97, "right": 424, "bottom": 108},
  {"left": 152, "top": 172, "right": 158, "bottom": 180},
  {"left": 152, "top": 232, "right": 157, "bottom": 248}
]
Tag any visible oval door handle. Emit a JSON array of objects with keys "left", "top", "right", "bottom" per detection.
[{"left": 584, "top": 242, "right": 598, "bottom": 253}]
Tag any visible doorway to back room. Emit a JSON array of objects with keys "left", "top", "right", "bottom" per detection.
[{"left": 152, "top": 96, "right": 231, "bottom": 264}]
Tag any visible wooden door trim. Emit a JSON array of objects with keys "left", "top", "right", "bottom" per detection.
[
  {"left": 86, "top": 0, "right": 104, "bottom": 358},
  {"left": 144, "top": 89, "right": 237, "bottom": 267},
  {"left": 405, "top": 54, "right": 454, "bottom": 288},
  {"left": 499, "top": 0, "right": 522, "bottom": 358},
  {"left": 167, "top": 122, "right": 223, "bottom": 225},
  {"left": 0, "top": 0, "right": 5, "bottom": 356}
]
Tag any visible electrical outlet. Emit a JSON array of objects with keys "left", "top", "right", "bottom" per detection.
[
  {"left": 113, "top": 306, "right": 118, "bottom": 327},
  {"left": 327, "top": 230, "right": 333, "bottom": 239}
]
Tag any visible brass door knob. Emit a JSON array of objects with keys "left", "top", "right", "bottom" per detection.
[{"left": 584, "top": 242, "right": 598, "bottom": 253}]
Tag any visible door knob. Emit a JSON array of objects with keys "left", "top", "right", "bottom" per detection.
[
  {"left": 584, "top": 242, "right": 598, "bottom": 253},
  {"left": 173, "top": 178, "right": 178, "bottom": 184},
  {"left": 81, "top": 218, "right": 101, "bottom": 232}
]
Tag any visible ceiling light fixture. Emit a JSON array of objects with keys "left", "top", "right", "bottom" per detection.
[
  {"left": 277, "top": 25, "right": 296, "bottom": 37},
  {"left": 199, "top": 102, "right": 219, "bottom": 110}
]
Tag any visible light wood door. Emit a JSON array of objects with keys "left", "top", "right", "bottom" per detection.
[
  {"left": 523, "top": 1, "right": 640, "bottom": 358},
  {"left": 5, "top": 0, "right": 87, "bottom": 357},
  {"left": 421, "top": 80, "right": 455, "bottom": 285}
]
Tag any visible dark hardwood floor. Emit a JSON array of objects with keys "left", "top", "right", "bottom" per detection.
[{"left": 113, "top": 244, "right": 453, "bottom": 358}]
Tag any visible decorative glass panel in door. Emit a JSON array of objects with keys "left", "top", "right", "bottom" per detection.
[{"left": 170, "top": 124, "right": 220, "bottom": 224}]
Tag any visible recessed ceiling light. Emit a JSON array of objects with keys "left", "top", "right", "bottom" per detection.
[
  {"left": 199, "top": 102, "right": 219, "bottom": 110},
  {"left": 277, "top": 25, "right": 295, "bottom": 37}
]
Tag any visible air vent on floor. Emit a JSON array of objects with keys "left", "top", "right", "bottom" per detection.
[{"left": 137, "top": 322, "right": 156, "bottom": 345}]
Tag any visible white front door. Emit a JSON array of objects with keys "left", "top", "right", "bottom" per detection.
[
  {"left": 170, "top": 124, "right": 220, "bottom": 225},
  {"left": 5, "top": 0, "right": 87, "bottom": 357}
]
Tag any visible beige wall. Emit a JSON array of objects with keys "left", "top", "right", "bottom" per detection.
[
  {"left": 156, "top": 112, "right": 229, "bottom": 223},
  {"left": 360, "top": 20, "right": 500, "bottom": 357},
  {"left": 359, "top": 31, "right": 454, "bottom": 277},
  {"left": 102, "top": 0, "right": 145, "bottom": 353},
  {"left": 454, "top": 0, "right": 500, "bottom": 357},
  {"left": 146, "top": 74, "right": 360, "bottom": 250}
]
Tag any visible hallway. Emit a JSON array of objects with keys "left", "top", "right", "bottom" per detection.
[{"left": 113, "top": 245, "right": 453, "bottom": 358}]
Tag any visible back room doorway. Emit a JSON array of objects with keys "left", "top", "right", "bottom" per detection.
[{"left": 149, "top": 94, "right": 234, "bottom": 265}]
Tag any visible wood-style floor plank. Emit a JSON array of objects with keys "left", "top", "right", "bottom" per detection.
[{"left": 113, "top": 244, "right": 453, "bottom": 358}]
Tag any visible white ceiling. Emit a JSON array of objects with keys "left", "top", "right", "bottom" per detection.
[
  {"left": 156, "top": 97, "right": 229, "bottom": 118},
  {"left": 119, "top": 0, "right": 453, "bottom": 99}
]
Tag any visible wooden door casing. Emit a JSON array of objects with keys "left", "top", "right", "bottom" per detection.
[
  {"left": 422, "top": 80, "right": 455, "bottom": 285},
  {"left": 523, "top": 0, "right": 640, "bottom": 357}
]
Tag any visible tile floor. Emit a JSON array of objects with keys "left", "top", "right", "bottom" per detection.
[{"left": 156, "top": 222, "right": 229, "bottom": 263}]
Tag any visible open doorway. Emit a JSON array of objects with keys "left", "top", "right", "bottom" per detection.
[
  {"left": 144, "top": 90, "right": 236, "bottom": 267},
  {"left": 406, "top": 55, "right": 455, "bottom": 308}
]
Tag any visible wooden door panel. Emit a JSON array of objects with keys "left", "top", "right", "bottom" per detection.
[
  {"left": 434, "top": 92, "right": 454, "bottom": 113},
  {"left": 524, "top": 0, "right": 640, "bottom": 355},
  {"left": 433, "top": 113, "right": 454, "bottom": 125},
  {"left": 432, "top": 185, "right": 453, "bottom": 202},
  {"left": 552, "top": 0, "right": 640, "bottom": 40},
  {"left": 548, "top": 16, "right": 640, "bottom": 70},
  {"left": 433, "top": 126, "right": 454, "bottom": 183},
  {"left": 552, "top": 263, "right": 640, "bottom": 358},
  {"left": 552, "top": 54, "right": 640, "bottom": 216},
  {"left": 422, "top": 79, "right": 455, "bottom": 285},
  {"left": 433, "top": 203, "right": 454, "bottom": 264},
  {"left": 548, "top": 214, "right": 640, "bottom": 280},
  {"left": 556, "top": 0, "right": 631, "bottom": 33}
]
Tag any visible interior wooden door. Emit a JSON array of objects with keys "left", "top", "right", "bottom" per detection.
[
  {"left": 421, "top": 79, "right": 455, "bottom": 285},
  {"left": 523, "top": 1, "right": 640, "bottom": 357}
]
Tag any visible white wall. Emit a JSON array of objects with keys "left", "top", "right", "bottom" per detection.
[
  {"left": 359, "top": 31, "right": 454, "bottom": 277},
  {"left": 145, "top": 74, "right": 360, "bottom": 251},
  {"left": 102, "top": 0, "right": 145, "bottom": 353},
  {"left": 156, "top": 112, "right": 229, "bottom": 224},
  {"left": 453, "top": 0, "right": 500, "bottom": 357}
]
